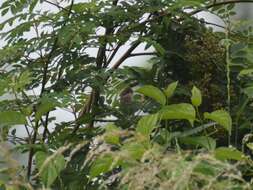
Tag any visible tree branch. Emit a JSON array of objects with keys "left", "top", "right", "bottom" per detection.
[
  {"left": 27, "top": 0, "right": 75, "bottom": 179},
  {"left": 129, "top": 52, "right": 157, "bottom": 57},
  {"left": 111, "top": 41, "right": 141, "bottom": 70},
  {"left": 43, "top": 0, "right": 75, "bottom": 15}
]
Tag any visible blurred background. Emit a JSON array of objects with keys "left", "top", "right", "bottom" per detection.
[{"left": 0, "top": 0, "right": 253, "bottom": 166}]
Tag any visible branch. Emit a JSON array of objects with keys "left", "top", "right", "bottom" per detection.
[
  {"left": 105, "top": 43, "right": 122, "bottom": 67},
  {"left": 129, "top": 52, "right": 157, "bottom": 57},
  {"left": 199, "top": 20, "right": 226, "bottom": 30},
  {"left": 112, "top": 41, "right": 141, "bottom": 69},
  {"left": 43, "top": 0, "right": 75, "bottom": 15},
  {"left": 27, "top": 0, "right": 75, "bottom": 179}
]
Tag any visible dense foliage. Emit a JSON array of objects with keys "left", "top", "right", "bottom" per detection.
[{"left": 1, "top": 0, "right": 253, "bottom": 189}]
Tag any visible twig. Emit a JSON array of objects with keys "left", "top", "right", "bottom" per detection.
[
  {"left": 129, "top": 52, "right": 157, "bottom": 57},
  {"left": 43, "top": 0, "right": 75, "bottom": 15},
  {"left": 27, "top": 0, "right": 75, "bottom": 179}
]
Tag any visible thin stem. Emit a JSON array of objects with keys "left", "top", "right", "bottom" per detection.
[
  {"left": 27, "top": 0, "right": 75, "bottom": 179},
  {"left": 224, "top": 9, "right": 232, "bottom": 146},
  {"left": 129, "top": 52, "right": 157, "bottom": 57},
  {"left": 196, "top": 107, "right": 211, "bottom": 150},
  {"left": 43, "top": 0, "right": 75, "bottom": 15}
]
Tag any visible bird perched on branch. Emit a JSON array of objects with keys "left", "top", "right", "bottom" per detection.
[{"left": 120, "top": 87, "right": 133, "bottom": 105}]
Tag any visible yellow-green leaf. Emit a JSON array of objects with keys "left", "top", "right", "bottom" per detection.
[
  {"left": 191, "top": 86, "right": 202, "bottom": 107},
  {"left": 164, "top": 81, "right": 178, "bottom": 99},
  {"left": 214, "top": 147, "right": 244, "bottom": 161},
  {"left": 36, "top": 151, "right": 66, "bottom": 187},
  {"left": 159, "top": 103, "right": 196, "bottom": 125},
  {"left": 137, "top": 85, "right": 166, "bottom": 105},
  {"left": 136, "top": 114, "right": 159, "bottom": 137},
  {"left": 0, "top": 111, "right": 26, "bottom": 125},
  {"left": 89, "top": 154, "right": 114, "bottom": 178},
  {"left": 180, "top": 136, "right": 216, "bottom": 150},
  {"left": 104, "top": 124, "right": 121, "bottom": 145},
  {"left": 204, "top": 110, "right": 232, "bottom": 135}
]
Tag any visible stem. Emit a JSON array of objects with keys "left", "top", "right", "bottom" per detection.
[
  {"left": 27, "top": 0, "right": 75, "bottom": 179},
  {"left": 43, "top": 0, "right": 75, "bottom": 15},
  {"left": 129, "top": 52, "right": 157, "bottom": 57},
  {"left": 197, "top": 107, "right": 211, "bottom": 150},
  {"left": 225, "top": 10, "right": 232, "bottom": 146},
  {"left": 74, "top": 0, "right": 120, "bottom": 132},
  {"left": 27, "top": 121, "right": 39, "bottom": 178}
]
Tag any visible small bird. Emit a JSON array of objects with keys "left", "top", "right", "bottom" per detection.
[{"left": 120, "top": 87, "right": 133, "bottom": 105}]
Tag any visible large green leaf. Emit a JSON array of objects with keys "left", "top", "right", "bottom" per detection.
[
  {"left": 180, "top": 136, "right": 216, "bottom": 150},
  {"left": 159, "top": 103, "right": 196, "bottom": 125},
  {"left": 164, "top": 81, "right": 178, "bottom": 99},
  {"left": 137, "top": 85, "right": 166, "bottom": 105},
  {"left": 0, "top": 111, "right": 26, "bottom": 125},
  {"left": 204, "top": 110, "right": 232, "bottom": 135},
  {"left": 36, "top": 151, "right": 66, "bottom": 187},
  {"left": 89, "top": 154, "right": 114, "bottom": 178},
  {"left": 214, "top": 147, "right": 244, "bottom": 161},
  {"left": 136, "top": 114, "right": 159, "bottom": 137},
  {"left": 191, "top": 86, "right": 202, "bottom": 107}
]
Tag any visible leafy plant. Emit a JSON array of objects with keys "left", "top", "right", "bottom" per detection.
[{"left": 1, "top": 0, "right": 253, "bottom": 189}]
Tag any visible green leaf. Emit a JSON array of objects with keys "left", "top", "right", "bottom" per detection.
[
  {"left": 104, "top": 124, "right": 121, "bottom": 145},
  {"left": 214, "top": 147, "right": 244, "bottom": 161},
  {"left": 36, "top": 151, "right": 66, "bottom": 187},
  {"left": 122, "top": 142, "right": 147, "bottom": 160},
  {"left": 29, "top": 0, "right": 38, "bottom": 13},
  {"left": 159, "top": 103, "right": 196, "bottom": 125},
  {"left": 0, "top": 79, "right": 8, "bottom": 96},
  {"left": 136, "top": 114, "right": 159, "bottom": 137},
  {"left": 180, "top": 136, "right": 216, "bottom": 150},
  {"left": 164, "top": 81, "right": 178, "bottom": 99},
  {"left": 194, "top": 161, "right": 216, "bottom": 176},
  {"left": 14, "top": 70, "right": 32, "bottom": 91},
  {"left": 89, "top": 154, "right": 114, "bottom": 178},
  {"left": 246, "top": 143, "right": 253, "bottom": 152},
  {"left": 239, "top": 68, "right": 253, "bottom": 77},
  {"left": 0, "top": 111, "right": 26, "bottom": 125},
  {"left": 204, "top": 110, "right": 232, "bottom": 135},
  {"left": 191, "top": 86, "right": 202, "bottom": 107},
  {"left": 35, "top": 96, "right": 59, "bottom": 122},
  {"left": 137, "top": 85, "right": 166, "bottom": 105},
  {"left": 243, "top": 86, "right": 253, "bottom": 98}
]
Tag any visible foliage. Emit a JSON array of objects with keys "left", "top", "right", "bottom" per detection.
[{"left": 1, "top": 0, "right": 253, "bottom": 189}]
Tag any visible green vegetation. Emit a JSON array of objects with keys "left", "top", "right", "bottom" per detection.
[{"left": 1, "top": 0, "right": 253, "bottom": 189}]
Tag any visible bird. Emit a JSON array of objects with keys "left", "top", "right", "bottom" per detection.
[{"left": 120, "top": 87, "right": 133, "bottom": 105}]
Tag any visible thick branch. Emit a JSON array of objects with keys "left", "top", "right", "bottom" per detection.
[{"left": 112, "top": 42, "right": 141, "bottom": 69}]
